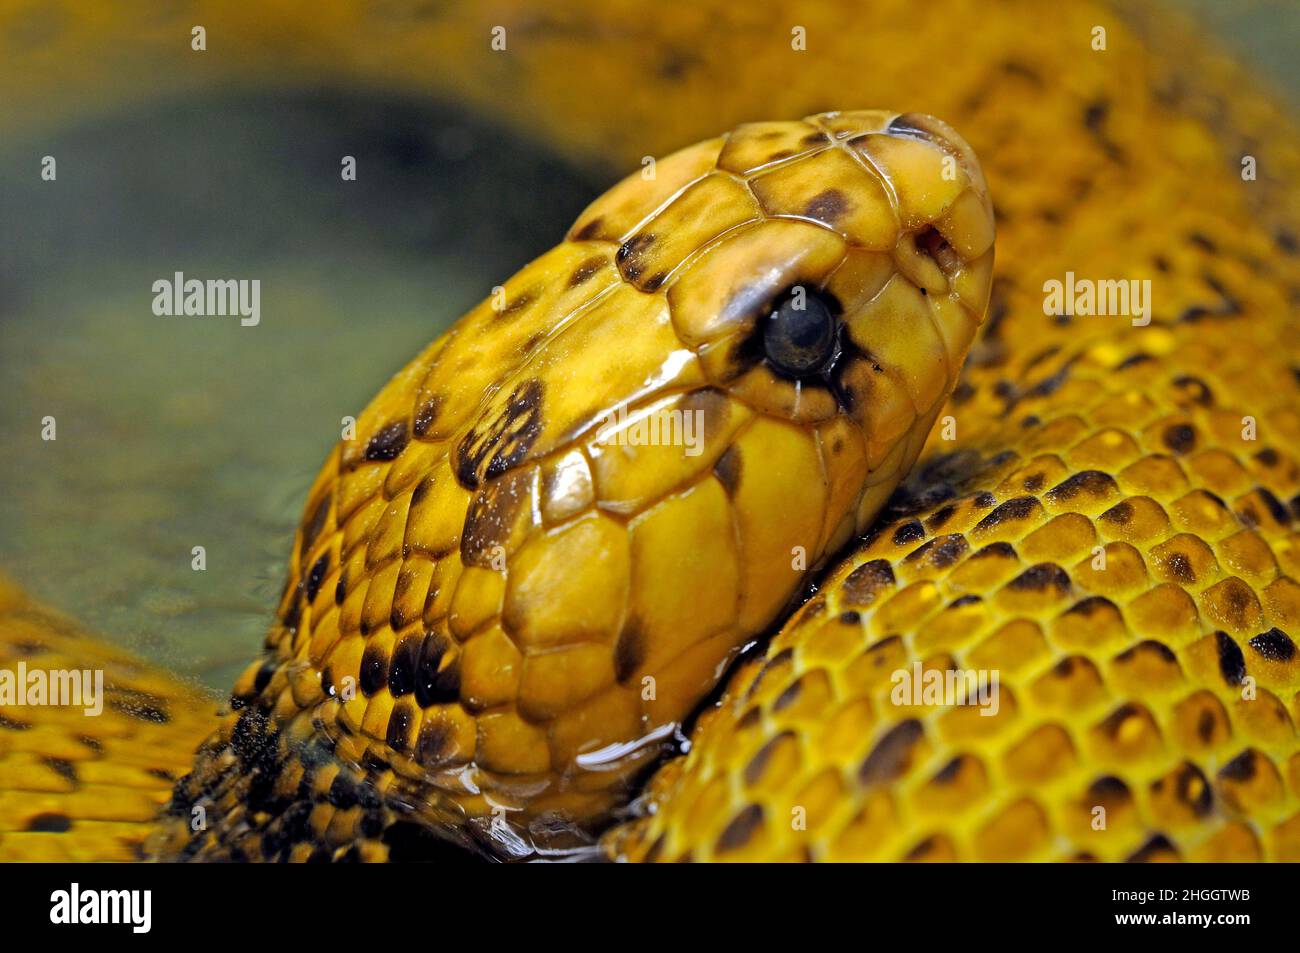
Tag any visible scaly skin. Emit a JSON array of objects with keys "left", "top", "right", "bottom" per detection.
[
  {"left": 0, "top": 577, "right": 214, "bottom": 861},
  {"left": 147, "top": 110, "right": 992, "bottom": 861},
  {"left": 0, "top": 0, "right": 1297, "bottom": 861}
]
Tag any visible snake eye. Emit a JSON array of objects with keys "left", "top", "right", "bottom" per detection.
[{"left": 762, "top": 286, "right": 838, "bottom": 378}]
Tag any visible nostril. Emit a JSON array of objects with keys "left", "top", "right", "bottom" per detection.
[{"left": 916, "top": 225, "right": 961, "bottom": 274}]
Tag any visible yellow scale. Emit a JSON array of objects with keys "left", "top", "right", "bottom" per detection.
[{"left": 0, "top": 0, "right": 1297, "bottom": 861}]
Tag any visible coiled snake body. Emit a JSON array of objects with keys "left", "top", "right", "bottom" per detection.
[{"left": 1, "top": 0, "right": 1299, "bottom": 862}]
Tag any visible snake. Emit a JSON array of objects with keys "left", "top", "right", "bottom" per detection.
[{"left": 1, "top": 0, "right": 1298, "bottom": 863}]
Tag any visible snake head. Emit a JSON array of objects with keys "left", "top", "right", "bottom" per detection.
[{"left": 215, "top": 110, "right": 994, "bottom": 861}]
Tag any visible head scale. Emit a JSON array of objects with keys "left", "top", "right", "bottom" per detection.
[{"left": 192, "top": 110, "right": 994, "bottom": 860}]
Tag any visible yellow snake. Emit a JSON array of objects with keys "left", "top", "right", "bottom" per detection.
[{"left": 1, "top": 0, "right": 1298, "bottom": 863}]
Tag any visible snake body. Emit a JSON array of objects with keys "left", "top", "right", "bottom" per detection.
[{"left": 1, "top": 0, "right": 1299, "bottom": 862}]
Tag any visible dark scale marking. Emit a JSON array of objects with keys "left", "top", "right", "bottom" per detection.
[
  {"left": 572, "top": 218, "right": 604, "bottom": 242},
  {"left": 43, "top": 757, "right": 78, "bottom": 785},
  {"left": 932, "top": 755, "right": 968, "bottom": 785},
  {"left": 773, "top": 678, "right": 803, "bottom": 711},
  {"left": 616, "top": 232, "right": 656, "bottom": 282},
  {"left": 797, "top": 598, "right": 827, "bottom": 626},
  {"left": 359, "top": 807, "right": 387, "bottom": 839},
  {"left": 334, "top": 571, "right": 348, "bottom": 606},
  {"left": 252, "top": 659, "right": 277, "bottom": 695},
  {"left": 365, "top": 420, "right": 409, "bottom": 462},
  {"left": 1218, "top": 749, "right": 1259, "bottom": 783},
  {"left": 1164, "top": 551, "right": 1195, "bottom": 583},
  {"left": 1007, "top": 563, "right": 1070, "bottom": 594},
  {"left": 1128, "top": 834, "right": 1178, "bottom": 863},
  {"left": 300, "top": 496, "right": 330, "bottom": 561},
  {"left": 925, "top": 503, "right": 957, "bottom": 531},
  {"left": 461, "top": 465, "right": 532, "bottom": 567},
  {"left": 743, "top": 648, "right": 794, "bottom": 702},
  {"left": 26, "top": 813, "right": 72, "bottom": 833},
  {"left": 1254, "top": 447, "right": 1280, "bottom": 467},
  {"left": 841, "top": 559, "right": 896, "bottom": 605},
  {"left": 414, "top": 632, "right": 459, "bottom": 708},
  {"left": 108, "top": 694, "right": 169, "bottom": 724},
  {"left": 1099, "top": 703, "right": 1148, "bottom": 739},
  {"left": 713, "top": 444, "right": 742, "bottom": 495},
  {"left": 972, "top": 496, "right": 1040, "bottom": 532},
  {"left": 1045, "top": 470, "right": 1118, "bottom": 503},
  {"left": 1162, "top": 762, "right": 1214, "bottom": 817},
  {"left": 1249, "top": 627, "right": 1295, "bottom": 662},
  {"left": 891, "top": 520, "right": 925, "bottom": 545},
  {"left": 415, "top": 719, "right": 453, "bottom": 765},
  {"left": 744, "top": 731, "right": 794, "bottom": 787},
  {"left": 1100, "top": 500, "right": 1133, "bottom": 525},
  {"left": 904, "top": 534, "right": 969, "bottom": 568},
  {"left": 361, "top": 751, "right": 389, "bottom": 775},
  {"left": 412, "top": 394, "right": 444, "bottom": 438},
  {"left": 715, "top": 804, "right": 764, "bottom": 853},
  {"left": 904, "top": 836, "right": 948, "bottom": 861},
  {"left": 1066, "top": 595, "right": 1119, "bottom": 616},
  {"left": 1215, "top": 631, "right": 1247, "bottom": 686},
  {"left": 386, "top": 705, "right": 414, "bottom": 752},
  {"left": 614, "top": 619, "right": 646, "bottom": 683},
  {"left": 1087, "top": 776, "right": 1131, "bottom": 804},
  {"left": 497, "top": 292, "right": 534, "bottom": 318},
  {"left": 1001, "top": 59, "right": 1044, "bottom": 84},
  {"left": 1255, "top": 488, "right": 1291, "bottom": 527},
  {"left": 230, "top": 707, "right": 272, "bottom": 767},
  {"left": 859, "top": 719, "right": 924, "bottom": 786},
  {"left": 305, "top": 553, "right": 329, "bottom": 603},
  {"left": 1162, "top": 423, "right": 1197, "bottom": 455},
  {"left": 359, "top": 643, "right": 390, "bottom": 697},
  {"left": 972, "top": 491, "right": 997, "bottom": 508},
  {"left": 803, "top": 188, "right": 848, "bottom": 222},
  {"left": 950, "top": 594, "right": 983, "bottom": 608},
  {"left": 1116, "top": 352, "right": 1154, "bottom": 370},
  {"left": 1197, "top": 709, "right": 1218, "bottom": 744},
  {"left": 455, "top": 379, "right": 544, "bottom": 489},
  {"left": 1214, "top": 579, "right": 1256, "bottom": 629},
  {"left": 971, "top": 541, "right": 1017, "bottom": 560},
  {"left": 328, "top": 772, "right": 360, "bottom": 810},
  {"left": 1022, "top": 473, "right": 1045, "bottom": 492},
  {"left": 281, "top": 596, "right": 301, "bottom": 632},
  {"left": 1171, "top": 375, "right": 1214, "bottom": 407},
  {"left": 1116, "top": 640, "right": 1178, "bottom": 665},
  {"left": 567, "top": 255, "right": 606, "bottom": 288},
  {"left": 388, "top": 636, "right": 421, "bottom": 697}
]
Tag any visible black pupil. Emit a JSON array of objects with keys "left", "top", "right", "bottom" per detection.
[{"left": 763, "top": 288, "right": 836, "bottom": 377}]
